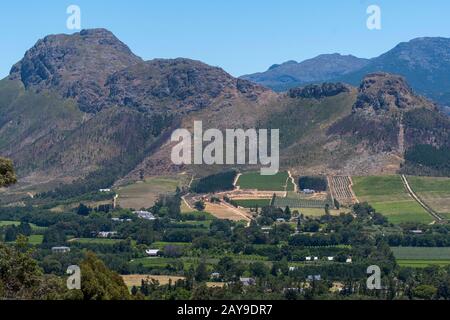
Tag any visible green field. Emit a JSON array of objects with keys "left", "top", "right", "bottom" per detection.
[
  {"left": 396, "top": 260, "right": 450, "bottom": 268},
  {"left": 237, "top": 171, "right": 294, "bottom": 191},
  {"left": 117, "top": 176, "right": 185, "bottom": 209},
  {"left": 234, "top": 199, "right": 272, "bottom": 208},
  {"left": 392, "top": 247, "right": 450, "bottom": 260},
  {"left": 392, "top": 247, "right": 450, "bottom": 268},
  {"left": 407, "top": 176, "right": 450, "bottom": 219},
  {"left": 0, "top": 220, "right": 47, "bottom": 231},
  {"left": 28, "top": 235, "right": 44, "bottom": 245},
  {"left": 5, "top": 234, "right": 44, "bottom": 245},
  {"left": 70, "top": 238, "right": 124, "bottom": 245},
  {"left": 353, "top": 176, "right": 433, "bottom": 224}
]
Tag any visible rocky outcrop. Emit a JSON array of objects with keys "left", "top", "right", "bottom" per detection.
[
  {"left": 104, "top": 58, "right": 269, "bottom": 113},
  {"left": 353, "top": 73, "right": 435, "bottom": 114},
  {"left": 288, "top": 83, "right": 350, "bottom": 99}
]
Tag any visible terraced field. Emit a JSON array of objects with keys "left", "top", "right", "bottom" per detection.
[
  {"left": 352, "top": 176, "right": 433, "bottom": 224},
  {"left": 407, "top": 176, "right": 450, "bottom": 219},
  {"left": 237, "top": 171, "right": 295, "bottom": 191}
]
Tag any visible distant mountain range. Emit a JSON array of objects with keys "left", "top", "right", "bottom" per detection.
[
  {"left": 242, "top": 37, "right": 450, "bottom": 113},
  {"left": 241, "top": 54, "right": 370, "bottom": 92},
  {"left": 0, "top": 29, "right": 448, "bottom": 202}
]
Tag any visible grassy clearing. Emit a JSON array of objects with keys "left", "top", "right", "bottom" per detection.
[
  {"left": 151, "top": 242, "right": 191, "bottom": 249},
  {"left": 237, "top": 171, "right": 294, "bottom": 191},
  {"left": 295, "top": 208, "right": 343, "bottom": 217},
  {"left": 407, "top": 176, "right": 450, "bottom": 218},
  {"left": 353, "top": 176, "right": 432, "bottom": 224},
  {"left": 70, "top": 238, "right": 123, "bottom": 245},
  {"left": 117, "top": 176, "right": 185, "bottom": 209},
  {"left": 28, "top": 235, "right": 44, "bottom": 245},
  {"left": 0, "top": 221, "right": 47, "bottom": 231}
]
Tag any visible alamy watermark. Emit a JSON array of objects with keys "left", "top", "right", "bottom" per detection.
[
  {"left": 171, "top": 121, "right": 280, "bottom": 175},
  {"left": 367, "top": 5, "right": 381, "bottom": 30},
  {"left": 67, "top": 265, "right": 81, "bottom": 290},
  {"left": 67, "top": 5, "right": 81, "bottom": 30},
  {"left": 367, "top": 265, "right": 382, "bottom": 290}
]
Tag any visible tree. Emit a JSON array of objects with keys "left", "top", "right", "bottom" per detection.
[
  {"left": 76, "top": 203, "right": 91, "bottom": 216},
  {"left": 249, "top": 262, "right": 269, "bottom": 278},
  {"left": 413, "top": 285, "right": 437, "bottom": 300},
  {"left": 194, "top": 200, "right": 206, "bottom": 211},
  {"left": 0, "top": 238, "right": 67, "bottom": 299},
  {"left": 0, "top": 157, "right": 16, "bottom": 187},
  {"left": 195, "top": 261, "right": 209, "bottom": 282},
  {"left": 80, "top": 252, "right": 131, "bottom": 300}
]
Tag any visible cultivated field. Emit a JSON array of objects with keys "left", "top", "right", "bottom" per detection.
[
  {"left": 273, "top": 192, "right": 333, "bottom": 210},
  {"left": 294, "top": 208, "right": 342, "bottom": 217},
  {"left": 122, "top": 274, "right": 224, "bottom": 288},
  {"left": 236, "top": 171, "right": 295, "bottom": 191},
  {"left": 234, "top": 199, "right": 272, "bottom": 208},
  {"left": 205, "top": 202, "right": 251, "bottom": 222},
  {"left": 407, "top": 176, "right": 450, "bottom": 219},
  {"left": 122, "top": 274, "right": 185, "bottom": 287},
  {"left": 352, "top": 176, "right": 433, "bottom": 224},
  {"left": 117, "top": 176, "right": 185, "bottom": 209},
  {"left": 329, "top": 176, "right": 358, "bottom": 206},
  {"left": 392, "top": 247, "right": 450, "bottom": 268}
]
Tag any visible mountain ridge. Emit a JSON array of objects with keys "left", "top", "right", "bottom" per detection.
[
  {"left": 242, "top": 37, "right": 450, "bottom": 112},
  {"left": 0, "top": 29, "right": 448, "bottom": 201}
]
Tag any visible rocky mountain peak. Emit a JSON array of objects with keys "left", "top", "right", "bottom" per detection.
[
  {"left": 9, "top": 28, "right": 142, "bottom": 113},
  {"left": 353, "top": 72, "right": 435, "bottom": 114}
]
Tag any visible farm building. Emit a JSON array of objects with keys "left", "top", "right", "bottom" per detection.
[
  {"left": 51, "top": 246, "right": 70, "bottom": 254},
  {"left": 240, "top": 278, "right": 256, "bottom": 286},
  {"left": 98, "top": 231, "right": 118, "bottom": 238},
  {"left": 146, "top": 249, "right": 161, "bottom": 257},
  {"left": 210, "top": 272, "right": 221, "bottom": 279},
  {"left": 134, "top": 210, "right": 156, "bottom": 220},
  {"left": 307, "top": 275, "right": 321, "bottom": 281}
]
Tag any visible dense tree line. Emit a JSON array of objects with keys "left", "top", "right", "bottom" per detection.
[
  {"left": 191, "top": 170, "right": 237, "bottom": 194},
  {"left": 298, "top": 176, "right": 328, "bottom": 192}
]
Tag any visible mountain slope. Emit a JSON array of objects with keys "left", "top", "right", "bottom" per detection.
[
  {"left": 241, "top": 54, "right": 370, "bottom": 92},
  {"left": 1, "top": 29, "right": 449, "bottom": 201}
]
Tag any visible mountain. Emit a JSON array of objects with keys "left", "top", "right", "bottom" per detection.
[
  {"left": 243, "top": 37, "right": 450, "bottom": 111},
  {"left": 0, "top": 29, "right": 273, "bottom": 197},
  {"left": 338, "top": 37, "right": 450, "bottom": 108},
  {"left": 0, "top": 29, "right": 449, "bottom": 202},
  {"left": 9, "top": 28, "right": 142, "bottom": 113},
  {"left": 241, "top": 54, "right": 370, "bottom": 92}
]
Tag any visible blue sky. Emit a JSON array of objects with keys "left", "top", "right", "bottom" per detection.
[{"left": 1, "top": 0, "right": 450, "bottom": 78}]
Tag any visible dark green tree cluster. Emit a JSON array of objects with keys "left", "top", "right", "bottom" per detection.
[{"left": 191, "top": 170, "right": 237, "bottom": 194}]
